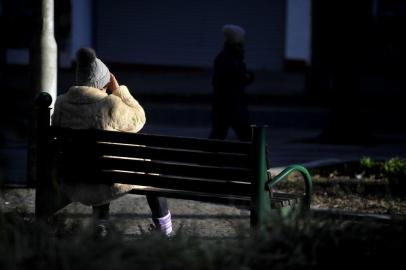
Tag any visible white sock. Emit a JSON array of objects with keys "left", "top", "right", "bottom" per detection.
[{"left": 153, "top": 211, "right": 172, "bottom": 235}]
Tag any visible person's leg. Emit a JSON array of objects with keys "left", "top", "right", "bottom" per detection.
[
  {"left": 209, "top": 101, "right": 231, "bottom": 140},
  {"left": 233, "top": 123, "right": 252, "bottom": 142},
  {"left": 231, "top": 106, "right": 252, "bottom": 142},
  {"left": 146, "top": 195, "right": 172, "bottom": 236},
  {"left": 93, "top": 203, "right": 110, "bottom": 220},
  {"left": 209, "top": 108, "right": 230, "bottom": 140},
  {"left": 92, "top": 203, "right": 110, "bottom": 237},
  {"left": 147, "top": 195, "right": 169, "bottom": 217},
  {"left": 209, "top": 124, "right": 229, "bottom": 140}
]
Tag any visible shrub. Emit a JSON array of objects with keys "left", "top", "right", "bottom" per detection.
[
  {"left": 361, "top": 157, "right": 406, "bottom": 179},
  {"left": 1, "top": 210, "right": 404, "bottom": 270}
]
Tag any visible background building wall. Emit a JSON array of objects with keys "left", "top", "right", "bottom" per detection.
[
  {"left": 93, "top": 0, "right": 286, "bottom": 70},
  {"left": 285, "top": 0, "right": 311, "bottom": 64},
  {"left": 69, "top": 0, "right": 92, "bottom": 65}
]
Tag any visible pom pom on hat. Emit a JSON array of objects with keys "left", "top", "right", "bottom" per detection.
[
  {"left": 76, "top": 47, "right": 97, "bottom": 66},
  {"left": 222, "top": 24, "right": 246, "bottom": 44},
  {"left": 75, "top": 47, "right": 110, "bottom": 89}
]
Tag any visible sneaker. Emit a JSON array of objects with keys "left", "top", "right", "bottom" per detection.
[
  {"left": 148, "top": 224, "right": 175, "bottom": 238},
  {"left": 93, "top": 219, "right": 109, "bottom": 239}
]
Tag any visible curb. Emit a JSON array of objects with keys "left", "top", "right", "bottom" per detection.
[
  {"left": 269, "top": 158, "right": 354, "bottom": 175},
  {"left": 310, "top": 208, "right": 405, "bottom": 224}
]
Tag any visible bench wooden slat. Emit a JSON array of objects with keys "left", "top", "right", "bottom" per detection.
[
  {"left": 128, "top": 187, "right": 301, "bottom": 209},
  {"left": 95, "top": 142, "right": 251, "bottom": 168},
  {"left": 96, "top": 170, "right": 252, "bottom": 197},
  {"left": 128, "top": 187, "right": 252, "bottom": 207},
  {"left": 97, "top": 156, "right": 252, "bottom": 182},
  {"left": 50, "top": 127, "right": 251, "bottom": 154}
]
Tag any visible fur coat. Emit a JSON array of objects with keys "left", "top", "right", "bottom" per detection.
[{"left": 51, "top": 85, "right": 146, "bottom": 206}]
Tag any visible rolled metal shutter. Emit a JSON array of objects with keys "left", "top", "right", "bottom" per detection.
[{"left": 94, "top": 0, "right": 285, "bottom": 70}]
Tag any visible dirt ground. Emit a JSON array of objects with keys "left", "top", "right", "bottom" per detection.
[{"left": 0, "top": 189, "right": 251, "bottom": 239}]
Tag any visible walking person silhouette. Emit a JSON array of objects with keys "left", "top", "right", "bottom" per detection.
[{"left": 209, "top": 24, "right": 254, "bottom": 141}]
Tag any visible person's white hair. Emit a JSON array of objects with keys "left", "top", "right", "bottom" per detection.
[{"left": 222, "top": 24, "right": 246, "bottom": 44}]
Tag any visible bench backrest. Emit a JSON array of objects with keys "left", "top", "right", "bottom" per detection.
[{"left": 49, "top": 126, "right": 256, "bottom": 205}]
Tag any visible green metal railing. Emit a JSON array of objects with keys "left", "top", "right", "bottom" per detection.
[
  {"left": 266, "top": 165, "right": 313, "bottom": 209},
  {"left": 250, "top": 126, "right": 313, "bottom": 229}
]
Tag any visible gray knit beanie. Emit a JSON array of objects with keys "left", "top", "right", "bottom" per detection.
[
  {"left": 76, "top": 47, "right": 110, "bottom": 89},
  {"left": 223, "top": 24, "right": 246, "bottom": 44}
]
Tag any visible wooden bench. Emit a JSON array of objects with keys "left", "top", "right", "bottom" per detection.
[{"left": 29, "top": 92, "right": 313, "bottom": 228}]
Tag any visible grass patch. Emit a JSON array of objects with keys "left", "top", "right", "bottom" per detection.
[{"left": 0, "top": 210, "right": 405, "bottom": 269}]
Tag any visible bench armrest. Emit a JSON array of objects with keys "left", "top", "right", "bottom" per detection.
[{"left": 266, "top": 165, "right": 313, "bottom": 208}]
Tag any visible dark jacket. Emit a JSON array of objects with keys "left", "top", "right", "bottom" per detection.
[{"left": 212, "top": 43, "right": 254, "bottom": 107}]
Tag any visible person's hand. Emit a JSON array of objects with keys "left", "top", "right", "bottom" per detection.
[{"left": 108, "top": 73, "right": 119, "bottom": 93}]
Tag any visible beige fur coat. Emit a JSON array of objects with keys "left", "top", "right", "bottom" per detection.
[{"left": 51, "top": 85, "right": 146, "bottom": 206}]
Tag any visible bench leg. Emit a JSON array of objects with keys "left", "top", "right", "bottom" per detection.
[
  {"left": 35, "top": 175, "right": 71, "bottom": 220},
  {"left": 250, "top": 126, "right": 271, "bottom": 229},
  {"left": 31, "top": 92, "right": 71, "bottom": 221}
]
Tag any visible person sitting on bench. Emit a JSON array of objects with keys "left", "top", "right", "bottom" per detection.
[{"left": 51, "top": 47, "right": 173, "bottom": 237}]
